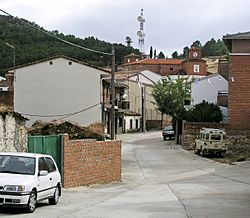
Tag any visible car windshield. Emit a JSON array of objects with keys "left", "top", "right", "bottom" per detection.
[
  {"left": 164, "top": 126, "right": 173, "bottom": 131},
  {"left": 0, "top": 155, "right": 35, "bottom": 175}
]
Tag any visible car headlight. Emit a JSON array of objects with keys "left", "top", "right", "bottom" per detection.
[{"left": 4, "top": 185, "right": 25, "bottom": 192}]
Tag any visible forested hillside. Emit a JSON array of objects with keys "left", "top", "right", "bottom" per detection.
[{"left": 0, "top": 15, "right": 139, "bottom": 77}]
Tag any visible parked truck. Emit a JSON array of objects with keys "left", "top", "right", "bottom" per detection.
[{"left": 194, "top": 128, "right": 227, "bottom": 157}]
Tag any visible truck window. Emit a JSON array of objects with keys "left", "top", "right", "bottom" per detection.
[{"left": 211, "top": 134, "right": 221, "bottom": 141}]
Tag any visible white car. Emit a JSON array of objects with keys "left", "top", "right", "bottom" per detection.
[{"left": 0, "top": 152, "right": 61, "bottom": 213}]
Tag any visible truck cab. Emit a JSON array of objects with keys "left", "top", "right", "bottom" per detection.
[{"left": 194, "top": 128, "right": 227, "bottom": 157}]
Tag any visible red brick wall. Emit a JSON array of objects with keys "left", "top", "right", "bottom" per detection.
[
  {"left": 182, "top": 60, "right": 207, "bottom": 76},
  {"left": 63, "top": 135, "right": 121, "bottom": 188},
  {"left": 128, "top": 64, "right": 182, "bottom": 76},
  {"left": 229, "top": 55, "right": 250, "bottom": 129}
]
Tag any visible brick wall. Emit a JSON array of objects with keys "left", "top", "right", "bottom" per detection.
[
  {"left": 63, "top": 135, "right": 121, "bottom": 188},
  {"left": 182, "top": 122, "right": 250, "bottom": 152},
  {"left": 229, "top": 55, "right": 250, "bottom": 129},
  {"left": 182, "top": 60, "right": 207, "bottom": 76}
]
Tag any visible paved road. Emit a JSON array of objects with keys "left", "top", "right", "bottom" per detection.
[{"left": 1, "top": 131, "right": 250, "bottom": 217}]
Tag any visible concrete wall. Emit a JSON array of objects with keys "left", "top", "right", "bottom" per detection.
[
  {"left": 63, "top": 135, "right": 121, "bottom": 188},
  {"left": 0, "top": 113, "right": 27, "bottom": 152},
  {"left": 14, "top": 57, "right": 108, "bottom": 126}
]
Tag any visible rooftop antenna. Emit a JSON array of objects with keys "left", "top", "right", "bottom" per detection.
[
  {"left": 125, "top": 36, "right": 132, "bottom": 47},
  {"left": 137, "top": 9, "right": 145, "bottom": 53}
]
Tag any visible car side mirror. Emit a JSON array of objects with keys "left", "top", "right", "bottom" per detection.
[{"left": 39, "top": 170, "right": 48, "bottom": 176}]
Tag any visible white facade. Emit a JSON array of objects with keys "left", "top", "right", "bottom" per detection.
[
  {"left": 124, "top": 114, "right": 141, "bottom": 132},
  {"left": 14, "top": 56, "right": 109, "bottom": 126},
  {"left": 191, "top": 74, "right": 228, "bottom": 105},
  {"left": 191, "top": 73, "right": 228, "bottom": 121}
]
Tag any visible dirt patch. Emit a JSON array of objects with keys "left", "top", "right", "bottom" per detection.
[
  {"left": 28, "top": 121, "right": 104, "bottom": 140},
  {"left": 211, "top": 148, "right": 250, "bottom": 164}
]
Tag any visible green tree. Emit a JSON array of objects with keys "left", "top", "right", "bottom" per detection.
[
  {"left": 150, "top": 46, "right": 153, "bottom": 58},
  {"left": 152, "top": 76, "right": 191, "bottom": 120},
  {"left": 192, "top": 40, "right": 202, "bottom": 48},
  {"left": 154, "top": 49, "right": 157, "bottom": 59},
  {"left": 158, "top": 51, "right": 165, "bottom": 59},
  {"left": 172, "top": 51, "right": 178, "bottom": 58},
  {"left": 186, "top": 100, "right": 223, "bottom": 122}
]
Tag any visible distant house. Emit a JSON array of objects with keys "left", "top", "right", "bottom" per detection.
[
  {"left": 11, "top": 55, "right": 110, "bottom": 127},
  {"left": 191, "top": 73, "right": 228, "bottom": 121},
  {"left": 122, "top": 47, "right": 208, "bottom": 78},
  {"left": 117, "top": 70, "right": 169, "bottom": 131},
  {"left": 122, "top": 58, "right": 183, "bottom": 76}
]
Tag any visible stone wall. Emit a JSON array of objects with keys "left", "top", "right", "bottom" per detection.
[
  {"left": 182, "top": 122, "right": 250, "bottom": 153},
  {"left": 0, "top": 112, "right": 28, "bottom": 152},
  {"left": 63, "top": 135, "right": 121, "bottom": 188}
]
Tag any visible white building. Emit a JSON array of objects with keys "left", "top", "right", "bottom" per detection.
[
  {"left": 13, "top": 55, "right": 109, "bottom": 126},
  {"left": 191, "top": 73, "right": 228, "bottom": 120}
]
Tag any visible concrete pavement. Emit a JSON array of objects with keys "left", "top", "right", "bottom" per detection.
[{"left": 1, "top": 131, "right": 250, "bottom": 217}]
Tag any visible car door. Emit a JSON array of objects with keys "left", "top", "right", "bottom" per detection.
[
  {"left": 44, "top": 157, "right": 60, "bottom": 195},
  {"left": 37, "top": 157, "right": 52, "bottom": 200}
]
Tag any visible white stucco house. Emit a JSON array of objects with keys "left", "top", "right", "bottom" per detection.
[
  {"left": 12, "top": 55, "right": 110, "bottom": 126},
  {"left": 191, "top": 73, "right": 228, "bottom": 121}
]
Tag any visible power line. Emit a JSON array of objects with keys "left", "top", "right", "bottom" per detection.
[
  {"left": 0, "top": 9, "right": 112, "bottom": 56},
  {"left": 20, "top": 102, "right": 100, "bottom": 118}
]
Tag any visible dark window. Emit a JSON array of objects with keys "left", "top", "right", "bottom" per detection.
[
  {"left": 135, "top": 119, "right": 139, "bottom": 129},
  {"left": 170, "top": 67, "right": 174, "bottom": 71},
  {"left": 39, "top": 158, "right": 48, "bottom": 171},
  {"left": 68, "top": 61, "right": 72, "bottom": 65},
  {"left": 49, "top": 61, "right": 53, "bottom": 65},
  {"left": 45, "top": 157, "right": 56, "bottom": 172},
  {"left": 119, "top": 118, "right": 123, "bottom": 127},
  {"left": 130, "top": 119, "right": 133, "bottom": 129}
]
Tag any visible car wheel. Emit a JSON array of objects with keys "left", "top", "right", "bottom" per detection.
[
  {"left": 49, "top": 186, "right": 60, "bottom": 205},
  {"left": 163, "top": 136, "right": 167, "bottom": 141},
  {"left": 26, "top": 190, "right": 37, "bottom": 213}
]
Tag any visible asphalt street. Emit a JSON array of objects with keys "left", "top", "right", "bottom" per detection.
[{"left": 1, "top": 131, "right": 250, "bottom": 218}]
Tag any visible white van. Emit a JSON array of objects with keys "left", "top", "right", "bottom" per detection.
[{"left": 194, "top": 128, "right": 227, "bottom": 157}]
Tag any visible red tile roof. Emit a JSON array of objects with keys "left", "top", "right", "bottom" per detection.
[{"left": 122, "top": 58, "right": 183, "bottom": 66}]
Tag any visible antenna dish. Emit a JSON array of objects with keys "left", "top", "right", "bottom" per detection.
[
  {"left": 137, "top": 31, "right": 145, "bottom": 37},
  {"left": 137, "top": 15, "right": 145, "bottom": 22}
]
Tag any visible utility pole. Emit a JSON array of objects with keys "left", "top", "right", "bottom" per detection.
[{"left": 110, "top": 45, "right": 116, "bottom": 140}]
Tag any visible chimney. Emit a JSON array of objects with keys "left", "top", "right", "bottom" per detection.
[{"left": 5, "top": 70, "right": 14, "bottom": 91}]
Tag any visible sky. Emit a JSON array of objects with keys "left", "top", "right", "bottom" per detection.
[{"left": 1, "top": 0, "right": 250, "bottom": 57}]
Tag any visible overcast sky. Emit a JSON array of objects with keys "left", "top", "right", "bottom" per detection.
[{"left": 1, "top": 0, "right": 250, "bottom": 57}]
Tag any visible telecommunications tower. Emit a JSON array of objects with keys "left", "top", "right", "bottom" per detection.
[{"left": 137, "top": 9, "right": 145, "bottom": 53}]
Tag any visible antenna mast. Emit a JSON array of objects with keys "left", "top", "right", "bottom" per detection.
[{"left": 137, "top": 9, "right": 145, "bottom": 53}]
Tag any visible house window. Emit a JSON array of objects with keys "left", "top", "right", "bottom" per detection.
[
  {"left": 170, "top": 67, "right": 174, "bottom": 71},
  {"left": 119, "top": 118, "right": 123, "bottom": 127},
  {"left": 194, "top": 65, "right": 200, "bottom": 73},
  {"left": 68, "top": 61, "right": 72, "bottom": 65},
  {"left": 130, "top": 119, "right": 133, "bottom": 129},
  {"left": 135, "top": 119, "right": 139, "bottom": 129},
  {"left": 49, "top": 61, "right": 53, "bottom": 65}
]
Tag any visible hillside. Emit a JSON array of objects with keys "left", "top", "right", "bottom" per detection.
[{"left": 0, "top": 15, "right": 139, "bottom": 77}]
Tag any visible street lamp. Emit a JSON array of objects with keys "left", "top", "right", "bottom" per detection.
[{"left": 5, "top": 42, "right": 15, "bottom": 68}]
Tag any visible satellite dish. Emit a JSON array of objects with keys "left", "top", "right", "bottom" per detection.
[
  {"left": 137, "top": 15, "right": 145, "bottom": 22},
  {"left": 137, "top": 31, "right": 145, "bottom": 37},
  {"left": 126, "top": 36, "right": 131, "bottom": 41}
]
